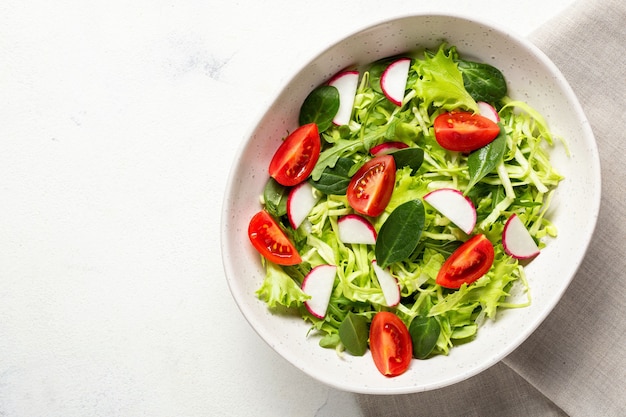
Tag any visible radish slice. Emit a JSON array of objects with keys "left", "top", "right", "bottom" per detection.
[
  {"left": 502, "top": 214, "right": 540, "bottom": 259},
  {"left": 424, "top": 188, "right": 477, "bottom": 235},
  {"left": 302, "top": 264, "right": 337, "bottom": 318},
  {"left": 287, "top": 182, "right": 320, "bottom": 229},
  {"left": 477, "top": 101, "right": 500, "bottom": 123},
  {"left": 337, "top": 214, "right": 377, "bottom": 245},
  {"left": 370, "top": 141, "right": 409, "bottom": 156},
  {"left": 328, "top": 70, "right": 359, "bottom": 126},
  {"left": 380, "top": 58, "right": 411, "bottom": 106},
  {"left": 372, "top": 261, "right": 401, "bottom": 307}
]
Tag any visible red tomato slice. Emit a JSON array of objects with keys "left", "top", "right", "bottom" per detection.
[
  {"left": 248, "top": 210, "right": 302, "bottom": 265},
  {"left": 269, "top": 123, "right": 321, "bottom": 186},
  {"left": 433, "top": 111, "right": 500, "bottom": 152},
  {"left": 346, "top": 155, "right": 396, "bottom": 217},
  {"left": 436, "top": 234, "right": 495, "bottom": 289},
  {"left": 369, "top": 311, "right": 412, "bottom": 377}
]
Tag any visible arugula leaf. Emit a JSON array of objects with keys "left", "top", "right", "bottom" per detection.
[
  {"left": 310, "top": 157, "right": 354, "bottom": 195},
  {"left": 412, "top": 45, "right": 478, "bottom": 112},
  {"left": 299, "top": 85, "right": 340, "bottom": 132},
  {"left": 375, "top": 199, "right": 425, "bottom": 268},
  {"left": 310, "top": 138, "right": 365, "bottom": 181}
]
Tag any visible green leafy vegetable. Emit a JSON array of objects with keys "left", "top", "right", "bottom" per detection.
[
  {"left": 412, "top": 44, "right": 478, "bottom": 112},
  {"left": 457, "top": 59, "right": 508, "bottom": 102},
  {"left": 263, "top": 177, "right": 289, "bottom": 217},
  {"left": 299, "top": 85, "right": 340, "bottom": 132},
  {"left": 338, "top": 312, "right": 369, "bottom": 356},
  {"left": 367, "top": 58, "right": 394, "bottom": 94},
  {"left": 409, "top": 316, "right": 441, "bottom": 359},
  {"left": 255, "top": 261, "right": 309, "bottom": 309},
  {"left": 391, "top": 147, "right": 424, "bottom": 174},
  {"left": 310, "top": 138, "right": 366, "bottom": 181},
  {"left": 466, "top": 125, "right": 507, "bottom": 193},
  {"left": 394, "top": 122, "right": 422, "bottom": 143},
  {"left": 310, "top": 157, "right": 354, "bottom": 195},
  {"left": 319, "top": 333, "right": 340, "bottom": 349},
  {"left": 375, "top": 199, "right": 426, "bottom": 269}
]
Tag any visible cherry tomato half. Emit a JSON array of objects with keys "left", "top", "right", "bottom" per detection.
[
  {"left": 436, "top": 234, "right": 495, "bottom": 289},
  {"left": 346, "top": 154, "right": 396, "bottom": 217},
  {"left": 369, "top": 311, "right": 413, "bottom": 377},
  {"left": 269, "top": 123, "right": 321, "bottom": 186},
  {"left": 433, "top": 111, "right": 500, "bottom": 152},
  {"left": 248, "top": 210, "right": 302, "bottom": 265}
]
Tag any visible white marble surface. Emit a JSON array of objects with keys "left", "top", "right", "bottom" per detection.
[{"left": 0, "top": 1, "right": 576, "bottom": 416}]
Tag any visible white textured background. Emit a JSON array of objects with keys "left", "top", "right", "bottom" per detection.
[{"left": 0, "top": 1, "right": 576, "bottom": 416}]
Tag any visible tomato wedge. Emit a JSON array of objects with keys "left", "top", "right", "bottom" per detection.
[
  {"left": 369, "top": 311, "right": 413, "bottom": 377},
  {"left": 433, "top": 111, "right": 500, "bottom": 152},
  {"left": 346, "top": 154, "right": 396, "bottom": 217},
  {"left": 269, "top": 123, "right": 321, "bottom": 186},
  {"left": 248, "top": 210, "right": 302, "bottom": 265},
  {"left": 436, "top": 234, "right": 495, "bottom": 289}
]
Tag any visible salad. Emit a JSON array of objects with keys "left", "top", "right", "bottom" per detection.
[{"left": 247, "top": 43, "right": 564, "bottom": 377}]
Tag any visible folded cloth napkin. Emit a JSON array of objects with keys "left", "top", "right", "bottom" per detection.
[
  {"left": 504, "top": 0, "right": 626, "bottom": 415},
  {"left": 357, "top": 0, "right": 626, "bottom": 415}
]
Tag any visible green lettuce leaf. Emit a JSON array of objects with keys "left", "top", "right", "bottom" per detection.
[
  {"left": 411, "top": 44, "right": 478, "bottom": 112},
  {"left": 255, "top": 261, "right": 310, "bottom": 308}
]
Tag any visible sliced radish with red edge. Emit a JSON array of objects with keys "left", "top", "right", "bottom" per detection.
[
  {"left": 302, "top": 264, "right": 337, "bottom": 318},
  {"left": 337, "top": 214, "right": 377, "bottom": 245},
  {"left": 424, "top": 188, "right": 477, "bottom": 235},
  {"left": 328, "top": 70, "right": 359, "bottom": 126},
  {"left": 380, "top": 58, "right": 411, "bottom": 106},
  {"left": 502, "top": 214, "right": 540, "bottom": 259},
  {"left": 287, "top": 181, "right": 320, "bottom": 229},
  {"left": 477, "top": 101, "right": 500, "bottom": 123},
  {"left": 370, "top": 141, "right": 409, "bottom": 156},
  {"left": 372, "top": 260, "right": 401, "bottom": 307}
]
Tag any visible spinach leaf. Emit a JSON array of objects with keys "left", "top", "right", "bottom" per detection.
[
  {"left": 338, "top": 312, "right": 369, "bottom": 356},
  {"left": 310, "top": 157, "right": 354, "bottom": 195},
  {"left": 466, "top": 125, "right": 507, "bottom": 192},
  {"left": 375, "top": 199, "right": 425, "bottom": 268},
  {"left": 299, "top": 85, "right": 340, "bottom": 132},
  {"left": 311, "top": 138, "right": 365, "bottom": 181},
  {"left": 263, "top": 177, "right": 288, "bottom": 217},
  {"left": 391, "top": 147, "right": 424, "bottom": 174},
  {"left": 457, "top": 59, "right": 507, "bottom": 103},
  {"left": 409, "top": 316, "right": 441, "bottom": 359}
]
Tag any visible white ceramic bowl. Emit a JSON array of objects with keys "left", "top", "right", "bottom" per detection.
[{"left": 221, "top": 13, "right": 600, "bottom": 394}]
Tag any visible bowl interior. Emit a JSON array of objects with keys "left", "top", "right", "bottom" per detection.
[{"left": 221, "top": 13, "right": 600, "bottom": 394}]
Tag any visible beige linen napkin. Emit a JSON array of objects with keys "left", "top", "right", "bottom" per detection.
[
  {"left": 357, "top": 0, "right": 626, "bottom": 415},
  {"left": 504, "top": 0, "right": 626, "bottom": 415}
]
